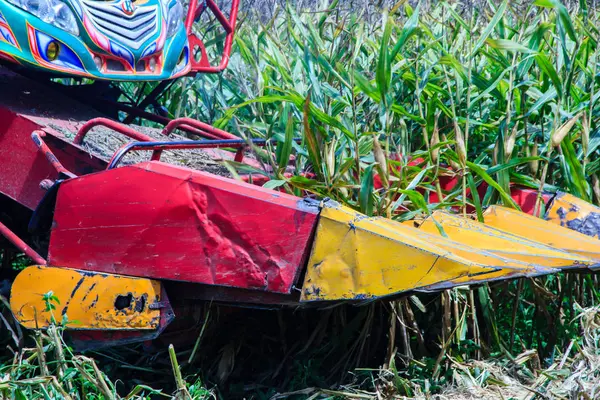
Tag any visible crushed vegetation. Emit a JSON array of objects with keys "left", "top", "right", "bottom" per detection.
[{"left": 1, "top": 292, "right": 600, "bottom": 399}]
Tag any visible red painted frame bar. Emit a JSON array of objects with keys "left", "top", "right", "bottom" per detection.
[
  {"left": 161, "top": 117, "right": 239, "bottom": 140},
  {"left": 107, "top": 139, "right": 265, "bottom": 167},
  {"left": 0, "top": 221, "right": 46, "bottom": 265},
  {"left": 31, "top": 131, "right": 77, "bottom": 178},
  {"left": 73, "top": 118, "right": 154, "bottom": 145},
  {"left": 185, "top": 0, "right": 240, "bottom": 73},
  {"left": 161, "top": 118, "right": 245, "bottom": 161}
]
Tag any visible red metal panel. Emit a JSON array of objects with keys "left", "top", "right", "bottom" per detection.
[
  {"left": 510, "top": 187, "right": 553, "bottom": 216},
  {"left": 0, "top": 108, "right": 53, "bottom": 209},
  {"left": 49, "top": 162, "right": 318, "bottom": 293},
  {"left": 0, "top": 107, "right": 107, "bottom": 209}
]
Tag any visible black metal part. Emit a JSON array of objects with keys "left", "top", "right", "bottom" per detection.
[
  {"left": 28, "top": 180, "right": 63, "bottom": 257},
  {"left": 122, "top": 81, "right": 175, "bottom": 124},
  {"left": 8, "top": 62, "right": 176, "bottom": 126}
]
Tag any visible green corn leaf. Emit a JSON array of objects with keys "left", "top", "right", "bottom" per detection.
[
  {"left": 376, "top": 15, "right": 393, "bottom": 104},
  {"left": 535, "top": 0, "right": 578, "bottom": 43},
  {"left": 467, "top": 159, "right": 521, "bottom": 209},
  {"left": 486, "top": 38, "right": 536, "bottom": 53},
  {"left": 391, "top": 167, "right": 430, "bottom": 211},
  {"left": 302, "top": 94, "right": 323, "bottom": 179},
  {"left": 288, "top": 175, "right": 323, "bottom": 189},
  {"left": 398, "top": 189, "right": 430, "bottom": 214},
  {"left": 526, "top": 87, "right": 557, "bottom": 116},
  {"left": 472, "top": 0, "right": 508, "bottom": 55},
  {"left": 360, "top": 164, "right": 375, "bottom": 216},
  {"left": 391, "top": 4, "right": 420, "bottom": 59},
  {"left": 439, "top": 55, "right": 467, "bottom": 80},
  {"left": 467, "top": 174, "right": 484, "bottom": 222},
  {"left": 277, "top": 113, "right": 295, "bottom": 170},
  {"left": 535, "top": 54, "right": 563, "bottom": 95},
  {"left": 443, "top": 3, "right": 470, "bottom": 30},
  {"left": 318, "top": 0, "right": 340, "bottom": 30},
  {"left": 486, "top": 156, "right": 546, "bottom": 175},
  {"left": 316, "top": 54, "right": 351, "bottom": 89},
  {"left": 262, "top": 180, "right": 287, "bottom": 189},
  {"left": 560, "top": 138, "right": 590, "bottom": 201}
]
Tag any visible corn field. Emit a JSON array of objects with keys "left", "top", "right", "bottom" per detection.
[{"left": 3, "top": 0, "right": 600, "bottom": 398}]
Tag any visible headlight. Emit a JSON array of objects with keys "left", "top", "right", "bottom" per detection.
[
  {"left": 166, "top": 0, "right": 183, "bottom": 38},
  {"left": 7, "top": 0, "right": 79, "bottom": 36},
  {"left": 52, "top": 0, "right": 79, "bottom": 35}
]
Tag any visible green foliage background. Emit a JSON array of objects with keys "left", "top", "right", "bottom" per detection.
[{"left": 127, "top": 0, "right": 600, "bottom": 220}]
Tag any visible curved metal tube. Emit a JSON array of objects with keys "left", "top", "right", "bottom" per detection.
[{"left": 73, "top": 118, "right": 154, "bottom": 145}]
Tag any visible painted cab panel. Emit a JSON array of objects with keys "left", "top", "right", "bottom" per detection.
[{"left": 0, "top": 0, "right": 189, "bottom": 80}]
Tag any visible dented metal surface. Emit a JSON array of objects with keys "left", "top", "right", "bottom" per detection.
[
  {"left": 11, "top": 266, "right": 166, "bottom": 330},
  {"left": 49, "top": 162, "right": 318, "bottom": 294},
  {"left": 413, "top": 210, "right": 593, "bottom": 290},
  {"left": 545, "top": 192, "right": 600, "bottom": 239},
  {"left": 299, "top": 202, "right": 551, "bottom": 302}
]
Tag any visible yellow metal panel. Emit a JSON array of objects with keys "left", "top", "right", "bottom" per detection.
[
  {"left": 11, "top": 266, "right": 162, "bottom": 330},
  {"left": 300, "top": 203, "right": 549, "bottom": 301},
  {"left": 373, "top": 217, "right": 545, "bottom": 269},
  {"left": 484, "top": 205, "right": 600, "bottom": 265},
  {"left": 546, "top": 192, "right": 600, "bottom": 240},
  {"left": 420, "top": 211, "right": 593, "bottom": 269}
]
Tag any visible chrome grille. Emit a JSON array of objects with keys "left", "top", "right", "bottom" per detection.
[{"left": 81, "top": 0, "right": 159, "bottom": 50}]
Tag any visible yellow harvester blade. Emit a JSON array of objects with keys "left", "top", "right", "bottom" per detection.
[
  {"left": 545, "top": 192, "right": 600, "bottom": 239},
  {"left": 421, "top": 210, "right": 594, "bottom": 268},
  {"left": 11, "top": 266, "right": 164, "bottom": 330},
  {"left": 300, "top": 202, "right": 549, "bottom": 302},
  {"left": 484, "top": 205, "right": 600, "bottom": 266}
]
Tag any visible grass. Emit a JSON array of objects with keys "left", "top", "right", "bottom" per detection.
[{"left": 4, "top": 0, "right": 600, "bottom": 398}]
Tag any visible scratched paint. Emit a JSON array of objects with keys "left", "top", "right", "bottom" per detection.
[
  {"left": 49, "top": 162, "right": 318, "bottom": 294},
  {"left": 10, "top": 265, "right": 163, "bottom": 330},
  {"left": 545, "top": 192, "right": 600, "bottom": 239},
  {"left": 420, "top": 211, "right": 594, "bottom": 269},
  {"left": 300, "top": 202, "right": 552, "bottom": 302}
]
